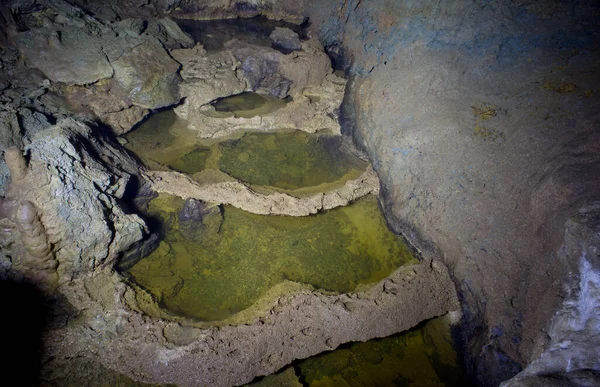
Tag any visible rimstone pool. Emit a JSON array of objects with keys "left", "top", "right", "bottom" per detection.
[{"left": 114, "top": 16, "right": 465, "bottom": 385}]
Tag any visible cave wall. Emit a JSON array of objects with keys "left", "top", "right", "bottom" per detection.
[
  {"left": 304, "top": 0, "right": 600, "bottom": 384},
  {"left": 2, "top": 0, "right": 599, "bottom": 384}
]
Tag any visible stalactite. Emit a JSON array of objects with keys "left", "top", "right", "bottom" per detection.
[
  {"left": 12, "top": 201, "right": 58, "bottom": 292},
  {"left": 4, "top": 146, "right": 28, "bottom": 181}
]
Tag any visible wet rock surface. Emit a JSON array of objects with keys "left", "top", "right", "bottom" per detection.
[
  {"left": 173, "top": 35, "right": 337, "bottom": 137},
  {"left": 44, "top": 260, "right": 458, "bottom": 387},
  {"left": 4, "top": 0, "right": 596, "bottom": 385},
  {"left": 146, "top": 166, "right": 379, "bottom": 216}
]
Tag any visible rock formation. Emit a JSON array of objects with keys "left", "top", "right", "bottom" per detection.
[
  {"left": 306, "top": 0, "right": 600, "bottom": 383},
  {"left": 173, "top": 37, "right": 340, "bottom": 138},
  {"left": 145, "top": 165, "right": 379, "bottom": 216},
  {"left": 12, "top": 201, "right": 58, "bottom": 291},
  {"left": 0, "top": 0, "right": 597, "bottom": 385}
]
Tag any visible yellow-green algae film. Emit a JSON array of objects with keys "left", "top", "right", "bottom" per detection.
[
  {"left": 127, "top": 194, "right": 416, "bottom": 322},
  {"left": 248, "top": 317, "right": 466, "bottom": 387},
  {"left": 206, "top": 92, "right": 288, "bottom": 118},
  {"left": 123, "top": 109, "right": 367, "bottom": 191},
  {"left": 219, "top": 131, "right": 367, "bottom": 191}
]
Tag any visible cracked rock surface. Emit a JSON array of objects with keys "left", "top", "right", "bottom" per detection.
[{"left": 146, "top": 166, "right": 379, "bottom": 216}]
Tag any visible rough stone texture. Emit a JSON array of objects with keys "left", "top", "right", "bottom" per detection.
[
  {"left": 227, "top": 38, "right": 331, "bottom": 98},
  {"left": 110, "top": 37, "right": 181, "bottom": 109},
  {"left": 503, "top": 203, "right": 600, "bottom": 386},
  {"left": 5, "top": 1, "right": 598, "bottom": 385},
  {"left": 0, "top": 45, "right": 55, "bottom": 195},
  {"left": 190, "top": 73, "right": 346, "bottom": 137},
  {"left": 15, "top": 25, "right": 114, "bottom": 86},
  {"left": 11, "top": 200, "right": 59, "bottom": 291},
  {"left": 306, "top": 0, "right": 600, "bottom": 384},
  {"left": 171, "top": 0, "right": 307, "bottom": 23},
  {"left": 43, "top": 260, "right": 458, "bottom": 387},
  {"left": 11, "top": 0, "right": 187, "bottom": 134},
  {"left": 3, "top": 118, "right": 147, "bottom": 281},
  {"left": 147, "top": 17, "right": 196, "bottom": 50},
  {"left": 270, "top": 27, "right": 302, "bottom": 53},
  {"left": 174, "top": 46, "right": 247, "bottom": 120},
  {"left": 146, "top": 165, "right": 379, "bottom": 216},
  {"left": 175, "top": 38, "right": 337, "bottom": 137}
]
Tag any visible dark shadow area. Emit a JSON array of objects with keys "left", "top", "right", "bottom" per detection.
[
  {"left": 174, "top": 15, "right": 307, "bottom": 52},
  {"left": 0, "top": 280, "right": 50, "bottom": 386},
  {"left": 289, "top": 317, "right": 471, "bottom": 387}
]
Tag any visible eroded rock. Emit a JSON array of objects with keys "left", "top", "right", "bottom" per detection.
[
  {"left": 270, "top": 27, "right": 302, "bottom": 53},
  {"left": 12, "top": 1, "right": 189, "bottom": 134},
  {"left": 145, "top": 165, "right": 379, "bottom": 216},
  {"left": 174, "top": 36, "right": 335, "bottom": 136},
  {"left": 3, "top": 118, "right": 147, "bottom": 280},
  {"left": 110, "top": 37, "right": 181, "bottom": 110},
  {"left": 44, "top": 259, "right": 459, "bottom": 387}
]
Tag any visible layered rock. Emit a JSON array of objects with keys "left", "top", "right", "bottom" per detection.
[
  {"left": 11, "top": 0, "right": 190, "bottom": 134},
  {"left": 145, "top": 165, "right": 379, "bottom": 216},
  {"left": 174, "top": 38, "right": 341, "bottom": 137},
  {"left": 2, "top": 119, "right": 146, "bottom": 282},
  {"left": 44, "top": 259, "right": 459, "bottom": 387}
]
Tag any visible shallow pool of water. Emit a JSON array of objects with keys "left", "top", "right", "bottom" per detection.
[
  {"left": 123, "top": 110, "right": 367, "bottom": 192},
  {"left": 127, "top": 194, "right": 416, "bottom": 321},
  {"left": 249, "top": 317, "right": 467, "bottom": 387},
  {"left": 206, "top": 92, "right": 289, "bottom": 118}
]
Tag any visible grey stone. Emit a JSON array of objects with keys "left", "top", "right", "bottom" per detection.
[
  {"left": 111, "top": 37, "right": 181, "bottom": 109},
  {"left": 270, "top": 27, "right": 302, "bottom": 53},
  {"left": 16, "top": 28, "right": 114, "bottom": 85}
]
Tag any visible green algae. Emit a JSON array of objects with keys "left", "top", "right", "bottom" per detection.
[
  {"left": 293, "top": 317, "right": 466, "bottom": 387},
  {"left": 219, "top": 131, "right": 367, "bottom": 191},
  {"left": 206, "top": 92, "right": 289, "bottom": 118},
  {"left": 123, "top": 110, "right": 368, "bottom": 192},
  {"left": 127, "top": 194, "right": 416, "bottom": 322},
  {"left": 168, "top": 147, "right": 212, "bottom": 174},
  {"left": 123, "top": 110, "right": 204, "bottom": 171}
]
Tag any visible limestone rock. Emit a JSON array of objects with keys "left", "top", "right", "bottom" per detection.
[
  {"left": 270, "top": 27, "right": 302, "bottom": 53},
  {"left": 16, "top": 28, "right": 114, "bottom": 85},
  {"left": 175, "top": 39, "right": 339, "bottom": 137},
  {"left": 13, "top": 3, "right": 187, "bottom": 134},
  {"left": 145, "top": 165, "right": 379, "bottom": 216},
  {"left": 227, "top": 37, "right": 331, "bottom": 97},
  {"left": 102, "top": 105, "right": 149, "bottom": 135},
  {"left": 185, "top": 72, "right": 346, "bottom": 137},
  {"left": 44, "top": 259, "right": 458, "bottom": 387},
  {"left": 4, "top": 118, "right": 147, "bottom": 280},
  {"left": 308, "top": 0, "right": 600, "bottom": 382},
  {"left": 174, "top": 49, "right": 246, "bottom": 120},
  {"left": 12, "top": 201, "right": 58, "bottom": 292},
  {"left": 0, "top": 106, "right": 22, "bottom": 151},
  {"left": 146, "top": 17, "right": 195, "bottom": 50},
  {"left": 111, "top": 37, "right": 181, "bottom": 110}
]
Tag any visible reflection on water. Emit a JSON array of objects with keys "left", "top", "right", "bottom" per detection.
[
  {"left": 175, "top": 16, "right": 307, "bottom": 52},
  {"left": 127, "top": 194, "right": 416, "bottom": 321},
  {"left": 123, "top": 110, "right": 367, "bottom": 192},
  {"left": 206, "top": 92, "right": 289, "bottom": 118},
  {"left": 219, "top": 131, "right": 367, "bottom": 191},
  {"left": 249, "top": 317, "right": 467, "bottom": 387}
]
